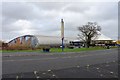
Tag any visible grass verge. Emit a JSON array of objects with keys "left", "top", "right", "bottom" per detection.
[{"left": 0, "top": 46, "right": 117, "bottom": 53}]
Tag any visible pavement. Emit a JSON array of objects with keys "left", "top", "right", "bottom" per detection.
[{"left": 2, "top": 48, "right": 119, "bottom": 78}]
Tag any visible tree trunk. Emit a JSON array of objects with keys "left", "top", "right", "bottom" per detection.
[{"left": 86, "top": 40, "right": 90, "bottom": 48}]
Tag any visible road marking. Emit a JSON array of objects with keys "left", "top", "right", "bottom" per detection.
[
  {"left": 2, "top": 52, "right": 117, "bottom": 62},
  {"left": 3, "top": 57, "right": 59, "bottom": 62}
]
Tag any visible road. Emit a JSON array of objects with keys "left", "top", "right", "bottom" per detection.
[{"left": 2, "top": 49, "right": 119, "bottom": 78}]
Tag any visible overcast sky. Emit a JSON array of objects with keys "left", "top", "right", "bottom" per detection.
[{"left": 1, "top": 0, "right": 118, "bottom": 42}]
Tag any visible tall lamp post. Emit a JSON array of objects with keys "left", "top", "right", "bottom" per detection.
[{"left": 61, "top": 19, "right": 64, "bottom": 51}]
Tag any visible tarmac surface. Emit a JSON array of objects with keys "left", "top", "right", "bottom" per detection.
[{"left": 2, "top": 48, "right": 119, "bottom": 78}]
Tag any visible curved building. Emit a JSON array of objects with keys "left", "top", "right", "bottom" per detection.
[
  {"left": 8, "top": 33, "right": 113, "bottom": 49},
  {"left": 8, "top": 35, "right": 78, "bottom": 48}
]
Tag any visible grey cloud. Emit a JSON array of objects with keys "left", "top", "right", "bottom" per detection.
[
  {"left": 31, "top": 2, "right": 69, "bottom": 11},
  {"left": 2, "top": 2, "right": 46, "bottom": 21},
  {"left": 2, "top": 2, "right": 33, "bottom": 19},
  {"left": 84, "top": 2, "right": 117, "bottom": 21},
  {"left": 62, "top": 3, "right": 90, "bottom": 13},
  {"left": 1, "top": 2, "right": 118, "bottom": 41}
]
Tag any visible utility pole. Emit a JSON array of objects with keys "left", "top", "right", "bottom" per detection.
[{"left": 61, "top": 19, "right": 64, "bottom": 51}]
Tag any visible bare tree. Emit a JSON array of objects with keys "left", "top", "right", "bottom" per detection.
[{"left": 78, "top": 22, "right": 101, "bottom": 48}]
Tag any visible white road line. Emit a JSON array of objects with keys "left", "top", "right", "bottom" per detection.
[
  {"left": 3, "top": 57, "right": 59, "bottom": 62},
  {"left": 2, "top": 52, "right": 117, "bottom": 62}
]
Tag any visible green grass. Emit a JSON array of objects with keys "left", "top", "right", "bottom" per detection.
[
  {"left": 0, "top": 49, "right": 41, "bottom": 53},
  {"left": 50, "top": 47, "right": 106, "bottom": 53},
  {"left": 0, "top": 46, "right": 117, "bottom": 53}
]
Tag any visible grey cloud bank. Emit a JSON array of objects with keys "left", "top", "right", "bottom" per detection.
[{"left": 1, "top": 2, "right": 118, "bottom": 42}]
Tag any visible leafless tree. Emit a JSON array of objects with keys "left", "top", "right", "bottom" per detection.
[{"left": 78, "top": 22, "right": 101, "bottom": 48}]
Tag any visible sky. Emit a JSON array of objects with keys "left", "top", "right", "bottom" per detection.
[{"left": 1, "top": 0, "right": 119, "bottom": 42}]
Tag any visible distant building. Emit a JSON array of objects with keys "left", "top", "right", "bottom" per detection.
[
  {"left": 8, "top": 35, "right": 78, "bottom": 49},
  {"left": 92, "top": 32, "right": 113, "bottom": 44},
  {"left": 0, "top": 41, "right": 8, "bottom": 50},
  {"left": 8, "top": 33, "right": 114, "bottom": 49}
]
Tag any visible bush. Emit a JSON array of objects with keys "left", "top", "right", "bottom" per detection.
[{"left": 7, "top": 43, "right": 32, "bottom": 50}]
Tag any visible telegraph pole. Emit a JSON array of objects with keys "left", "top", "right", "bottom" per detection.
[{"left": 61, "top": 19, "right": 64, "bottom": 51}]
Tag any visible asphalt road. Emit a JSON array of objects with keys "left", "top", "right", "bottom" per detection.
[{"left": 2, "top": 49, "right": 119, "bottom": 78}]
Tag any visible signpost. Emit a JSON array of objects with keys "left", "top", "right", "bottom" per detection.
[{"left": 61, "top": 19, "right": 64, "bottom": 51}]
